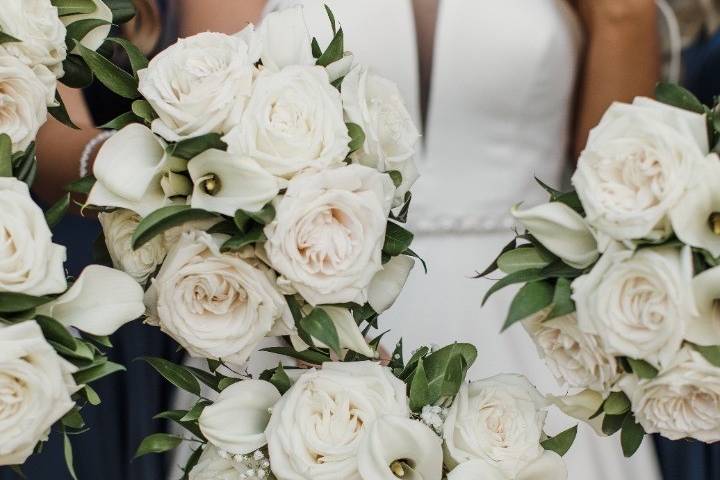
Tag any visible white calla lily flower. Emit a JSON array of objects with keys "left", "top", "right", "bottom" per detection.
[
  {"left": 258, "top": 6, "right": 315, "bottom": 71},
  {"left": 447, "top": 451, "right": 566, "bottom": 480},
  {"left": 512, "top": 202, "right": 598, "bottom": 269},
  {"left": 199, "top": 380, "right": 280, "bottom": 455},
  {"left": 187, "top": 149, "right": 280, "bottom": 216},
  {"left": 60, "top": 0, "right": 112, "bottom": 52},
  {"left": 38, "top": 265, "right": 144, "bottom": 336},
  {"left": 368, "top": 255, "right": 415, "bottom": 314},
  {"left": 549, "top": 390, "right": 605, "bottom": 436},
  {"left": 326, "top": 52, "right": 354, "bottom": 82}
]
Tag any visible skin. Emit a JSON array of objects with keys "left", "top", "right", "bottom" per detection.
[{"left": 34, "top": 0, "right": 659, "bottom": 203}]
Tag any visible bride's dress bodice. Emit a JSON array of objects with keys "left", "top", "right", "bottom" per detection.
[{"left": 265, "top": 0, "right": 582, "bottom": 232}]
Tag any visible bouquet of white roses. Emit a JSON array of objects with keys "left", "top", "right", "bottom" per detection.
[
  {"left": 482, "top": 83, "right": 720, "bottom": 455},
  {"left": 78, "top": 6, "right": 579, "bottom": 479},
  {"left": 0, "top": 0, "right": 148, "bottom": 473}
]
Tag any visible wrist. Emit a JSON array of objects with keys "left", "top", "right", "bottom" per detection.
[{"left": 585, "top": 1, "right": 657, "bottom": 30}]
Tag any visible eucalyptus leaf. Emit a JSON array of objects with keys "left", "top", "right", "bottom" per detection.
[
  {"left": 604, "top": 391, "right": 631, "bottom": 416},
  {"left": 74, "top": 361, "right": 125, "bottom": 385},
  {"left": 655, "top": 82, "right": 705, "bottom": 114},
  {"left": 45, "top": 193, "right": 71, "bottom": 228},
  {"left": 299, "top": 308, "right": 341, "bottom": 354},
  {"left": 627, "top": 358, "right": 659, "bottom": 379},
  {"left": 409, "top": 358, "right": 430, "bottom": 412},
  {"left": 220, "top": 227, "right": 266, "bottom": 253},
  {"left": 62, "top": 407, "right": 85, "bottom": 430},
  {"left": 541, "top": 425, "right": 578, "bottom": 457},
  {"left": 166, "top": 133, "right": 227, "bottom": 160},
  {"left": 76, "top": 42, "right": 139, "bottom": 99},
  {"left": 602, "top": 412, "right": 627, "bottom": 436},
  {"left": 546, "top": 277, "right": 575, "bottom": 320},
  {"left": 693, "top": 344, "right": 720, "bottom": 367},
  {"left": 387, "top": 170, "right": 402, "bottom": 188},
  {"left": 422, "top": 344, "right": 477, "bottom": 405},
  {"left": 246, "top": 203, "right": 276, "bottom": 225},
  {"left": 142, "top": 357, "right": 201, "bottom": 396},
  {"left": 134, "top": 433, "right": 183, "bottom": 459},
  {"left": 502, "top": 281, "right": 554, "bottom": 331},
  {"left": 475, "top": 238, "right": 517, "bottom": 278},
  {"left": 131, "top": 99, "right": 158, "bottom": 123},
  {"left": 233, "top": 210, "right": 251, "bottom": 232},
  {"left": 0, "top": 134, "right": 11, "bottom": 177},
  {"left": 621, "top": 415, "right": 646, "bottom": 457},
  {"left": 383, "top": 222, "right": 414, "bottom": 257},
  {"left": 132, "top": 205, "right": 218, "bottom": 250},
  {"left": 63, "top": 433, "right": 79, "bottom": 480},
  {"left": 347, "top": 122, "right": 365, "bottom": 153},
  {"left": 497, "top": 247, "right": 551, "bottom": 274},
  {"left": 36, "top": 315, "right": 76, "bottom": 350},
  {"left": 0, "top": 293, "right": 52, "bottom": 313}
]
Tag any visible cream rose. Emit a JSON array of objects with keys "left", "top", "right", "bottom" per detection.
[
  {"left": 572, "top": 97, "right": 707, "bottom": 241},
  {"left": 573, "top": 245, "right": 694, "bottom": 367},
  {"left": 137, "top": 31, "right": 258, "bottom": 142},
  {"left": 0, "top": 56, "right": 51, "bottom": 152},
  {"left": 0, "top": 321, "right": 78, "bottom": 466},
  {"left": 264, "top": 164, "right": 395, "bottom": 306},
  {"left": 145, "top": 231, "right": 292, "bottom": 366},
  {"left": 524, "top": 313, "right": 620, "bottom": 392},
  {"left": 223, "top": 65, "right": 350, "bottom": 179},
  {"left": 621, "top": 347, "right": 720, "bottom": 442},
  {"left": 443, "top": 374, "right": 552, "bottom": 478},
  {"left": 266, "top": 362, "right": 409, "bottom": 480},
  {"left": 0, "top": 0, "right": 66, "bottom": 98},
  {"left": 99, "top": 209, "right": 167, "bottom": 284},
  {"left": 341, "top": 66, "right": 420, "bottom": 203},
  {"left": 0, "top": 177, "right": 66, "bottom": 295}
]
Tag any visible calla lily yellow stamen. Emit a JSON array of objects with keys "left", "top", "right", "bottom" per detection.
[
  {"left": 709, "top": 212, "right": 720, "bottom": 236},
  {"left": 200, "top": 174, "right": 222, "bottom": 196}
]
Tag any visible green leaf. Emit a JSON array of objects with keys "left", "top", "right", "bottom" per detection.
[
  {"left": 541, "top": 425, "right": 578, "bottom": 457},
  {"left": 397, "top": 346, "right": 430, "bottom": 381},
  {"left": 423, "top": 343, "right": 477, "bottom": 404},
  {"left": 166, "top": 133, "right": 227, "bottom": 160},
  {"left": 45, "top": 193, "right": 71, "bottom": 228},
  {"left": 547, "top": 278, "right": 575, "bottom": 320},
  {"left": 311, "top": 37, "right": 322, "bottom": 58},
  {"left": 246, "top": 203, "right": 276, "bottom": 225},
  {"left": 207, "top": 359, "right": 221, "bottom": 373},
  {"left": 325, "top": 4, "right": 337, "bottom": 34},
  {"left": 539, "top": 260, "right": 584, "bottom": 279},
  {"left": 233, "top": 210, "right": 250, "bottom": 232},
  {"left": 692, "top": 344, "right": 720, "bottom": 367},
  {"left": 627, "top": 358, "right": 659, "bottom": 379},
  {"left": 98, "top": 111, "right": 143, "bottom": 130},
  {"left": 387, "top": 170, "right": 403, "bottom": 188},
  {"left": 74, "top": 361, "right": 125, "bottom": 384},
  {"left": 497, "top": 247, "right": 552, "bottom": 274},
  {"left": 132, "top": 205, "right": 218, "bottom": 250},
  {"left": 621, "top": 415, "right": 646, "bottom": 457},
  {"left": 106, "top": 37, "right": 149, "bottom": 75},
  {"left": 65, "top": 19, "right": 111, "bottom": 48},
  {"left": 52, "top": 0, "right": 97, "bottom": 16},
  {"left": 182, "top": 447, "right": 203, "bottom": 479},
  {"left": 316, "top": 28, "right": 344, "bottom": 67},
  {"left": 482, "top": 267, "right": 546, "bottom": 306},
  {"left": 65, "top": 175, "right": 96, "bottom": 194},
  {"left": 185, "top": 366, "right": 220, "bottom": 392},
  {"left": 556, "top": 191, "right": 584, "bottom": 215},
  {"left": 0, "top": 134, "right": 12, "bottom": 177},
  {"left": 180, "top": 400, "right": 211, "bottom": 422},
  {"left": 142, "top": 357, "right": 201, "bottom": 396},
  {"left": 83, "top": 332, "right": 113, "bottom": 348},
  {"left": 262, "top": 346, "right": 331, "bottom": 365},
  {"left": 503, "top": 281, "right": 554, "bottom": 331},
  {"left": 655, "top": 82, "right": 705, "bottom": 114},
  {"left": 604, "top": 391, "right": 631, "bottom": 416},
  {"left": 0, "top": 31, "right": 20, "bottom": 44},
  {"left": 134, "top": 433, "right": 183, "bottom": 459},
  {"left": 62, "top": 407, "right": 86, "bottom": 430},
  {"left": 82, "top": 384, "right": 101, "bottom": 405},
  {"left": 383, "top": 222, "right": 414, "bottom": 257},
  {"left": 48, "top": 91, "right": 80, "bottom": 130},
  {"left": 36, "top": 315, "right": 76, "bottom": 350},
  {"left": 409, "top": 357, "right": 430, "bottom": 412},
  {"left": 131, "top": 99, "right": 158, "bottom": 123},
  {"left": 268, "top": 363, "right": 292, "bottom": 395},
  {"left": 220, "top": 227, "right": 266, "bottom": 253},
  {"left": 602, "top": 412, "right": 627, "bottom": 436},
  {"left": 153, "top": 410, "right": 204, "bottom": 439},
  {"left": 299, "top": 308, "right": 341, "bottom": 354},
  {"left": 63, "top": 433, "right": 79, "bottom": 480},
  {"left": 218, "top": 377, "right": 241, "bottom": 391},
  {"left": 61, "top": 54, "right": 94, "bottom": 89},
  {"left": 104, "top": 0, "right": 137, "bottom": 23},
  {"left": 0, "top": 293, "right": 52, "bottom": 313},
  {"left": 76, "top": 42, "right": 139, "bottom": 99},
  {"left": 403, "top": 248, "right": 427, "bottom": 274},
  {"left": 347, "top": 122, "right": 365, "bottom": 153}
]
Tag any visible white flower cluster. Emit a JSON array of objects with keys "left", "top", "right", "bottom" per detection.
[
  {"left": 509, "top": 95, "right": 720, "bottom": 444},
  {"left": 89, "top": 6, "right": 420, "bottom": 368}
]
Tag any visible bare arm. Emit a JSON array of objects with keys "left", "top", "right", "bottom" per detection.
[
  {"left": 572, "top": 0, "right": 660, "bottom": 158},
  {"left": 178, "top": 0, "right": 266, "bottom": 36}
]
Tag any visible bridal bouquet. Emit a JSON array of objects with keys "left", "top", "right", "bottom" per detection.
[
  {"left": 483, "top": 83, "right": 720, "bottom": 454},
  {"left": 0, "top": 0, "right": 146, "bottom": 473},
  {"left": 78, "top": 5, "right": 578, "bottom": 479}
]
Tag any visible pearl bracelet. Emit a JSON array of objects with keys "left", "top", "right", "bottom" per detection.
[{"left": 79, "top": 130, "right": 115, "bottom": 178}]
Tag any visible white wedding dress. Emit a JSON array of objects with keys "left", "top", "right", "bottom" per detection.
[{"left": 262, "top": 1, "right": 663, "bottom": 479}]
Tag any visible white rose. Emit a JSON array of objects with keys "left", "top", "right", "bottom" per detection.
[
  {"left": 357, "top": 415, "right": 443, "bottom": 480},
  {"left": 572, "top": 245, "right": 694, "bottom": 367},
  {"left": 189, "top": 445, "right": 269, "bottom": 480},
  {"left": 223, "top": 65, "right": 350, "bottom": 179},
  {"left": 572, "top": 97, "right": 707, "bottom": 241},
  {"left": 0, "top": 56, "right": 50, "bottom": 152},
  {"left": 137, "top": 31, "right": 258, "bottom": 142},
  {"left": 88, "top": 124, "right": 186, "bottom": 217},
  {"left": 524, "top": 313, "right": 620, "bottom": 392},
  {"left": 199, "top": 380, "right": 280, "bottom": 455},
  {"left": 264, "top": 164, "right": 395, "bottom": 306},
  {"left": 448, "top": 454, "right": 567, "bottom": 480},
  {"left": 99, "top": 209, "right": 167, "bottom": 284},
  {"left": 59, "top": 0, "right": 112, "bottom": 53},
  {"left": 266, "top": 361, "right": 409, "bottom": 480},
  {"left": 621, "top": 347, "right": 720, "bottom": 442},
  {"left": 341, "top": 66, "right": 420, "bottom": 203},
  {"left": 145, "top": 231, "right": 292, "bottom": 366},
  {"left": 257, "top": 6, "right": 315, "bottom": 71},
  {"left": 0, "top": 321, "right": 78, "bottom": 466},
  {"left": 0, "top": 0, "right": 66, "bottom": 98},
  {"left": 0, "top": 177, "right": 66, "bottom": 295},
  {"left": 443, "top": 374, "right": 550, "bottom": 478}
]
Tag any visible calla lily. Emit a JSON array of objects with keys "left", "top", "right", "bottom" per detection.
[
  {"left": 61, "top": 0, "right": 112, "bottom": 52},
  {"left": 358, "top": 415, "right": 443, "bottom": 480},
  {"left": 447, "top": 451, "right": 567, "bottom": 480},
  {"left": 187, "top": 150, "right": 280, "bottom": 216},
  {"left": 199, "top": 380, "right": 280, "bottom": 455},
  {"left": 447, "top": 460, "right": 507, "bottom": 480},
  {"left": 549, "top": 390, "right": 605, "bottom": 436},
  {"left": 670, "top": 154, "right": 720, "bottom": 257},
  {"left": 687, "top": 265, "right": 720, "bottom": 345},
  {"left": 89, "top": 124, "right": 186, "bottom": 216},
  {"left": 326, "top": 52, "right": 354, "bottom": 82},
  {"left": 290, "top": 306, "right": 375, "bottom": 358},
  {"left": 258, "top": 6, "right": 315, "bottom": 71},
  {"left": 512, "top": 202, "right": 598, "bottom": 269},
  {"left": 38, "top": 265, "right": 144, "bottom": 336},
  {"left": 368, "top": 255, "right": 415, "bottom": 314}
]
